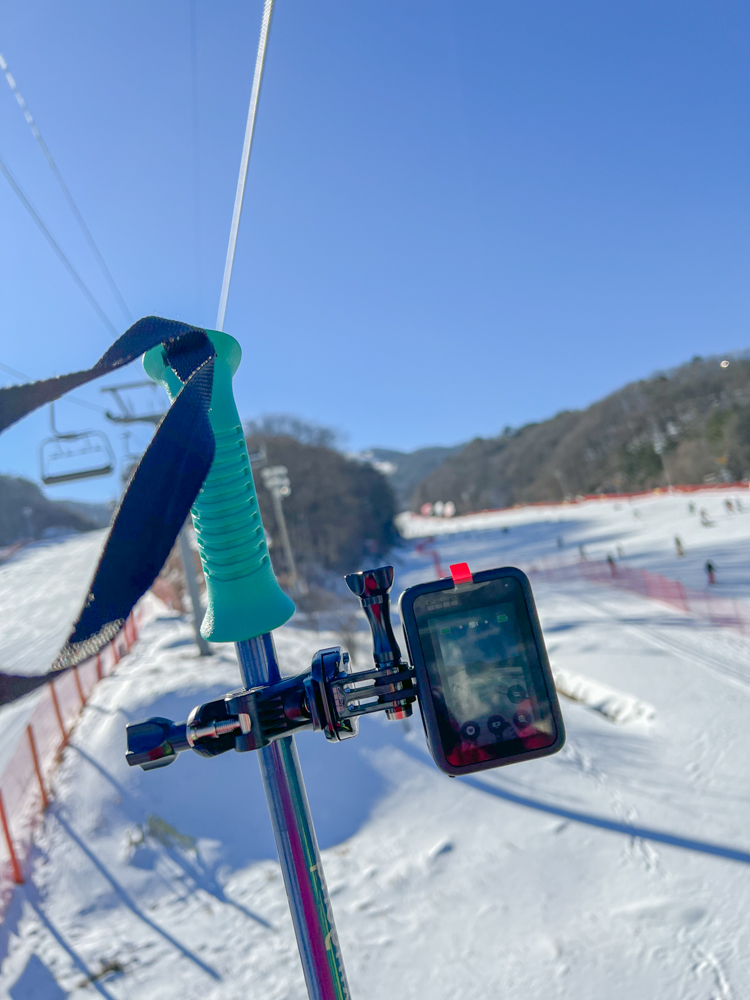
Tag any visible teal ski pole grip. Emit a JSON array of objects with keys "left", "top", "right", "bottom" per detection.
[{"left": 143, "top": 330, "right": 295, "bottom": 642}]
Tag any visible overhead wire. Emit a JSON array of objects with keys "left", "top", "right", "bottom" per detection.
[
  {"left": 189, "top": 0, "right": 202, "bottom": 318},
  {"left": 216, "top": 0, "right": 275, "bottom": 331},
  {"left": 0, "top": 154, "right": 119, "bottom": 336},
  {"left": 0, "top": 52, "right": 133, "bottom": 323}
]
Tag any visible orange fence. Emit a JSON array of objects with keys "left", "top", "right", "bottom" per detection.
[
  {"left": 531, "top": 559, "right": 750, "bottom": 634},
  {"left": 0, "top": 607, "right": 144, "bottom": 918}
]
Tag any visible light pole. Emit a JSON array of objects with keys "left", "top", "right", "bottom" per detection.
[
  {"left": 652, "top": 429, "right": 672, "bottom": 490},
  {"left": 260, "top": 465, "right": 302, "bottom": 594},
  {"left": 21, "top": 505, "right": 33, "bottom": 541},
  {"left": 177, "top": 523, "right": 212, "bottom": 656},
  {"left": 553, "top": 469, "right": 568, "bottom": 501}
]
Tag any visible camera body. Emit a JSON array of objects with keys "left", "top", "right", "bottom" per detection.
[
  {"left": 400, "top": 566, "right": 565, "bottom": 775},
  {"left": 127, "top": 563, "right": 565, "bottom": 778}
]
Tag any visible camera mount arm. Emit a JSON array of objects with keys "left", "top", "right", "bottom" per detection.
[{"left": 126, "top": 567, "right": 417, "bottom": 770}]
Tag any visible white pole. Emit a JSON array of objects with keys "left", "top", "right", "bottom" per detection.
[
  {"left": 178, "top": 525, "right": 212, "bottom": 657},
  {"left": 215, "top": 0, "right": 275, "bottom": 332}
]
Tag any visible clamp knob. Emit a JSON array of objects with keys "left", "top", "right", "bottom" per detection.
[
  {"left": 125, "top": 717, "right": 189, "bottom": 770},
  {"left": 344, "top": 567, "right": 401, "bottom": 665},
  {"left": 126, "top": 698, "right": 240, "bottom": 770}
]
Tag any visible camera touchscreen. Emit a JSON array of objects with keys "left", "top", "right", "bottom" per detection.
[{"left": 409, "top": 574, "right": 561, "bottom": 771}]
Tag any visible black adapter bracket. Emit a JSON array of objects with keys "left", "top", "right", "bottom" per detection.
[{"left": 126, "top": 567, "right": 417, "bottom": 771}]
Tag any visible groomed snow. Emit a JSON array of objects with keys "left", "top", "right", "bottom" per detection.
[
  {"left": 2, "top": 494, "right": 750, "bottom": 998},
  {"left": 0, "top": 532, "right": 106, "bottom": 677},
  {"left": 0, "top": 531, "right": 107, "bottom": 771},
  {"left": 399, "top": 487, "right": 750, "bottom": 597}
]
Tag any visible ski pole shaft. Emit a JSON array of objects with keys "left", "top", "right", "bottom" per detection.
[
  {"left": 144, "top": 331, "right": 350, "bottom": 999},
  {"left": 237, "top": 635, "right": 349, "bottom": 1000}
]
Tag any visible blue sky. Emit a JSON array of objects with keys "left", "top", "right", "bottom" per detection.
[{"left": 1, "top": 0, "right": 749, "bottom": 501}]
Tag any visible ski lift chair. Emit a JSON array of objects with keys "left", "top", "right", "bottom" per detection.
[
  {"left": 100, "top": 381, "right": 166, "bottom": 426},
  {"left": 39, "top": 404, "right": 115, "bottom": 485}
]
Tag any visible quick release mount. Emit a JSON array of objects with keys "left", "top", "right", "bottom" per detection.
[{"left": 125, "top": 566, "right": 416, "bottom": 771}]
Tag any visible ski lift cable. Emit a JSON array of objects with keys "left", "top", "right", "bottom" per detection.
[
  {"left": 0, "top": 53, "right": 133, "bottom": 323},
  {"left": 189, "top": 0, "right": 202, "bottom": 312},
  {"left": 215, "top": 0, "right": 275, "bottom": 332},
  {"left": 0, "top": 152, "right": 119, "bottom": 336}
]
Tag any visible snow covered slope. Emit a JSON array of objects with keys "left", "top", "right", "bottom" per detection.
[
  {"left": 0, "top": 532, "right": 106, "bottom": 771},
  {"left": 2, "top": 497, "right": 750, "bottom": 997},
  {"left": 0, "top": 532, "right": 106, "bottom": 677},
  {"left": 399, "top": 487, "right": 750, "bottom": 596}
]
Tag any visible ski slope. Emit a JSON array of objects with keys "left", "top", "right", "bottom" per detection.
[
  {"left": 399, "top": 487, "right": 750, "bottom": 597},
  {"left": 2, "top": 493, "right": 750, "bottom": 998},
  {"left": 0, "top": 532, "right": 107, "bottom": 678},
  {"left": 0, "top": 532, "right": 107, "bottom": 772}
]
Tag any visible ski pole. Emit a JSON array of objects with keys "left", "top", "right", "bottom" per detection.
[{"left": 144, "top": 331, "right": 350, "bottom": 1000}]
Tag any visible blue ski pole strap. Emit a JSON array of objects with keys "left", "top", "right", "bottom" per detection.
[
  {"left": 0, "top": 316, "right": 206, "bottom": 433},
  {"left": 0, "top": 316, "right": 216, "bottom": 669},
  {"left": 57, "top": 339, "right": 217, "bottom": 668}
]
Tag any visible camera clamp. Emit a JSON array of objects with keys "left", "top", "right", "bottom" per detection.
[{"left": 125, "top": 565, "right": 416, "bottom": 771}]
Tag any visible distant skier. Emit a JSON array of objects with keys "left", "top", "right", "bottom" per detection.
[
  {"left": 725, "top": 499, "right": 734, "bottom": 513},
  {"left": 675, "top": 535, "right": 684, "bottom": 557},
  {"left": 688, "top": 502, "right": 696, "bottom": 515},
  {"left": 700, "top": 508, "right": 714, "bottom": 527},
  {"left": 617, "top": 545, "right": 624, "bottom": 559},
  {"left": 705, "top": 560, "right": 716, "bottom": 585},
  {"left": 607, "top": 554, "right": 616, "bottom": 577}
]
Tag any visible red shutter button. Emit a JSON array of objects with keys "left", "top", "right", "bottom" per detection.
[{"left": 449, "top": 563, "right": 472, "bottom": 585}]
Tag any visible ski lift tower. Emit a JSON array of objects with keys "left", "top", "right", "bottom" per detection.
[{"left": 101, "top": 381, "right": 211, "bottom": 656}]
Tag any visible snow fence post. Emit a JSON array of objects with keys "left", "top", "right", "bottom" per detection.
[
  {"left": 73, "top": 667, "right": 85, "bottom": 708},
  {"left": 49, "top": 678, "right": 67, "bottom": 747},
  {"left": 0, "top": 791, "right": 22, "bottom": 884},
  {"left": 26, "top": 725, "right": 48, "bottom": 810}
]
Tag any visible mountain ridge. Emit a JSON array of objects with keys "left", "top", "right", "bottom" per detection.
[{"left": 410, "top": 351, "right": 750, "bottom": 513}]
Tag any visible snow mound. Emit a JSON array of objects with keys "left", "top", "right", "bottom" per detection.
[{"left": 553, "top": 667, "right": 655, "bottom": 725}]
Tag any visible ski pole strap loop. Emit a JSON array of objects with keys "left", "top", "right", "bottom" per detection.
[{"left": 0, "top": 316, "right": 217, "bottom": 669}]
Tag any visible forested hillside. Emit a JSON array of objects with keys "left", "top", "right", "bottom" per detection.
[
  {"left": 412, "top": 354, "right": 750, "bottom": 513},
  {"left": 245, "top": 423, "right": 398, "bottom": 583},
  {"left": 0, "top": 475, "right": 101, "bottom": 546}
]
